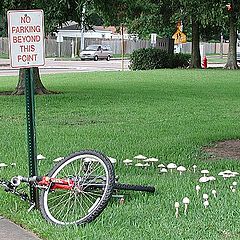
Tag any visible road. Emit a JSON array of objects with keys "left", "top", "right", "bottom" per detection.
[
  {"left": 0, "top": 58, "right": 228, "bottom": 77},
  {"left": 0, "top": 58, "right": 130, "bottom": 76}
]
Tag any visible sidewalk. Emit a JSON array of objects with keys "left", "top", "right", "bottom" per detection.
[{"left": 0, "top": 216, "right": 41, "bottom": 240}]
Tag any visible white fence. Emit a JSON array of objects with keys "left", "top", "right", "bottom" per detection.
[{"left": 0, "top": 37, "right": 229, "bottom": 58}]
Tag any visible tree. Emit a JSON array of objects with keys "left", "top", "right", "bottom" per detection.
[
  {"left": 1, "top": 0, "right": 88, "bottom": 94},
  {"left": 224, "top": 0, "right": 240, "bottom": 69}
]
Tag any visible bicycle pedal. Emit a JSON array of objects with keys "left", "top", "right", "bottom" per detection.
[{"left": 28, "top": 203, "right": 35, "bottom": 212}]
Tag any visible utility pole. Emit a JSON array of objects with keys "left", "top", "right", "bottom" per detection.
[{"left": 80, "top": 5, "right": 86, "bottom": 51}]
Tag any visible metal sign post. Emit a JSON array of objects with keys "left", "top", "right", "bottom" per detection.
[
  {"left": 25, "top": 67, "right": 39, "bottom": 208},
  {"left": 7, "top": 9, "right": 45, "bottom": 208}
]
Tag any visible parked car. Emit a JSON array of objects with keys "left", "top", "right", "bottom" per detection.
[{"left": 80, "top": 45, "right": 113, "bottom": 61}]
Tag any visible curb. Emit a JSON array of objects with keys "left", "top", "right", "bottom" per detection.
[{"left": 0, "top": 216, "right": 41, "bottom": 240}]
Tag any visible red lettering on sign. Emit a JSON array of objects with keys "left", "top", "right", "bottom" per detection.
[
  {"left": 20, "top": 45, "right": 36, "bottom": 52},
  {"left": 17, "top": 54, "right": 37, "bottom": 62},
  {"left": 20, "top": 15, "right": 31, "bottom": 23},
  {"left": 12, "top": 35, "right": 41, "bottom": 43}
]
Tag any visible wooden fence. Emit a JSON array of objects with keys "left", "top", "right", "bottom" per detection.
[{"left": 0, "top": 37, "right": 229, "bottom": 58}]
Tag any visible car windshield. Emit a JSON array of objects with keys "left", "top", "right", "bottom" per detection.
[{"left": 85, "top": 45, "right": 100, "bottom": 51}]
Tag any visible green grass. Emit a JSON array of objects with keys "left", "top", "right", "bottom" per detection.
[
  {"left": 0, "top": 52, "right": 9, "bottom": 59},
  {"left": 0, "top": 69, "right": 240, "bottom": 239}
]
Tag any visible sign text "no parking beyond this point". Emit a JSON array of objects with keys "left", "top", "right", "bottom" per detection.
[{"left": 7, "top": 10, "right": 45, "bottom": 68}]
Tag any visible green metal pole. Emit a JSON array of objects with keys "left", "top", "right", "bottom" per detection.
[{"left": 24, "top": 67, "right": 39, "bottom": 209}]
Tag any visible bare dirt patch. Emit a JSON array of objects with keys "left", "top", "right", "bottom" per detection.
[{"left": 202, "top": 140, "right": 240, "bottom": 160}]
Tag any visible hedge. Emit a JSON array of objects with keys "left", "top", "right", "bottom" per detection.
[{"left": 129, "top": 48, "right": 191, "bottom": 70}]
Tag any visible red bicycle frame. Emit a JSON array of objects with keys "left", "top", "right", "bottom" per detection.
[{"left": 37, "top": 176, "right": 74, "bottom": 190}]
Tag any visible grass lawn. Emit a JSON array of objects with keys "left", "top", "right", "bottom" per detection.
[{"left": 0, "top": 69, "right": 240, "bottom": 239}]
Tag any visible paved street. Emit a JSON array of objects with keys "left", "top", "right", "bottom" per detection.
[
  {"left": 0, "top": 58, "right": 130, "bottom": 76},
  {"left": 0, "top": 58, "right": 230, "bottom": 77}
]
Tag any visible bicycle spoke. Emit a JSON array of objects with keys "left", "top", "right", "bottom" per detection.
[{"left": 40, "top": 151, "right": 114, "bottom": 225}]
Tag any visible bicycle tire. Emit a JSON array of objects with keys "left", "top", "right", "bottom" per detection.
[
  {"left": 39, "top": 150, "right": 115, "bottom": 225},
  {"left": 114, "top": 183, "right": 155, "bottom": 193}
]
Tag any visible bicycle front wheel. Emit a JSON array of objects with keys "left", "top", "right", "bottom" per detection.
[{"left": 39, "top": 150, "right": 115, "bottom": 225}]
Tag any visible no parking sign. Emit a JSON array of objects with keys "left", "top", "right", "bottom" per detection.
[{"left": 7, "top": 9, "right": 45, "bottom": 68}]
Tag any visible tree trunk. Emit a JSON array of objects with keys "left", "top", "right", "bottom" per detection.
[
  {"left": 224, "top": 12, "right": 239, "bottom": 69},
  {"left": 12, "top": 67, "right": 53, "bottom": 95},
  {"left": 190, "top": 18, "right": 201, "bottom": 68}
]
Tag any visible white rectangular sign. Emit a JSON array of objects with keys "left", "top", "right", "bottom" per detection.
[{"left": 7, "top": 10, "right": 45, "bottom": 68}]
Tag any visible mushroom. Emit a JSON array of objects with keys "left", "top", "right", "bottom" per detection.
[
  {"left": 53, "top": 157, "right": 64, "bottom": 162},
  {"left": 11, "top": 163, "right": 16, "bottom": 167},
  {"left": 133, "top": 155, "right": 147, "bottom": 161},
  {"left": 147, "top": 158, "right": 158, "bottom": 166},
  {"left": 0, "top": 163, "right": 7, "bottom": 169},
  {"left": 160, "top": 168, "right": 168, "bottom": 174},
  {"left": 195, "top": 185, "right": 201, "bottom": 195},
  {"left": 157, "top": 164, "right": 165, "bottom": 169},
  {"left": 232, "top": 181, "right": 237, "bottom": 186},
  {"left": 211, "top": 189, "right": 217, "bottom": 198},
  {"left": 199, "top": 176, "right": 210, "bottom": 183},
  {"left": 203, "top": 193, "right": 209, "bottom": 201},
  {"left": 135, "top": 163, "right": 144, "bottom": 168},
  {"left": 167, "top": 163, "right": 177, "bottom": 173},
  {"left": 230, "top": 182, "right": 237, "bottom": 192},
  {"left": 120, "top": 197, "right": 125, "bottom": 205},
  {"left": 192, "top": 165, "right": 197, "bottom": 173},
  {"left": 143, "top": 163, "right": 150, "bottom": 168},
  {"left": 203, "top": 200, "right": 209, "bottom": 208},
  {"left": 123, "top": 159, "right": 133, "bottom": 166},
  {"left": 182, "top": 197, "right": 190, "bottom": 215},
  {"left": 201, "top": 170, "right": 209, "bottom": 177},
  {"left": 174, "top": 202, "right": 180, "bottom": 218},
  {"left": 177, "top": 166, "right": 186, "bottom": 175},
  {"left": 37, "top": 154, "right": 46, "bottom": 160},
  {"left": 208, "top": 176, "right": 216, "bottom": 181},
  {"left": 108, "top": 157, "right": 117, "bottom": 164}
]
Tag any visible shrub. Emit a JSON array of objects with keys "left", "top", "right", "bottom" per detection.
[{"left": 129, "top": 48, "right": 191, "bottom": 70}]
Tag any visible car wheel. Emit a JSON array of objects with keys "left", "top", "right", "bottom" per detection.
[
  {"left": 106, "top": 55, "right": 110, "bottom": 61},
  {"left": 94, "top": 55, "right": 98, "bottom": 61}
]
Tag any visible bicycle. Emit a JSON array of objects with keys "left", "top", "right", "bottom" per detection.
[{"left": 0, "top": 150, "right": 155, "bottom": 226}]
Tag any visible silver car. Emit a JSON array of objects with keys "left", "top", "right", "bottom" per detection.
[{"left": 80, "top": 45, "right": 113, "bottom": 61}]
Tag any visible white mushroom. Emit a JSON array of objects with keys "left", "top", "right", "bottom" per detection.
[
  {"left": 123, "top": 159, "right": 133, "bottom": 166},
  {"left": 192, "top": 165, "right": 197, "bottom": 173},
  {"left": 211, "top": 189, "right": 217, "bottom": 198},
  {"left": 232, "top": 181, "right": 237, "bottom": 186},
  {"left": 167, "top": 163, "right": 177, "bottom": 173},
  {"left": 208, "top": 176, "right": 216, "bottom": 181},
  {"left": 135, "top": 163, "right": 144, "bottom": 168},
  {"left": 157, "top": 164, "right": 165, "bottom": 168},
  {"left": 147, "top": 158, "right": 158, "bottom": 166},
  {"left": 53, "top": 157, "right": 64, "bottom": 162},
  {"left": 37, "top": 154, "right": 46, "bottom": 160},
  {"left": 143, "top": 163, "right": 150, "bottom": 168},
  {"left": 160, "top": 168, "right": 168, "bottom": 174},
  {"left": 203, "top": 193, "right": 209, "bottom": 200},
  {"left": 195, "top": 185, "right": 201, "bottom": 195},
  {"left": 182, "top": 197, "right": 190, "bottom": 215},
  {"left": 201, "top": 170, "right": 209, "bottom": 177},
  {"left": 11, "top": 163, "right": 16, "bottom": 167},
  {"left": 108, "top": 157, "right": 117, "bottom": 164},
  {"left": 203, "top": 200, "right": 209, "bottom": 208},
  {"left": 177, "top": 166, "right": 186, "bottom": 175},
  {"left": 199, "top": 176, "right": 210, "bottom": 183},
  {"left": 174, "top": 202, "right": 180, "bottom": 218},
  {"left": 133, "top": 155, "right": 147, "bottom": 161},
  {"left": 0, "top": 163, "right": 7, "bottom": 168}
]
